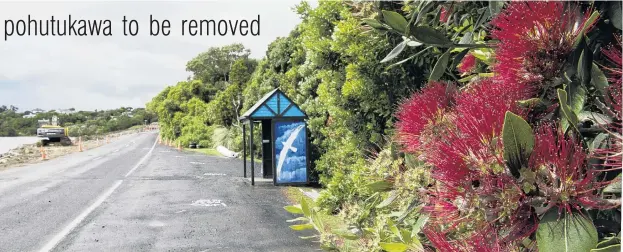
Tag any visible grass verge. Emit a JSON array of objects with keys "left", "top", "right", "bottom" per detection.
[{"left": 186, "top": 148, "right": 221, "bottom": 156}]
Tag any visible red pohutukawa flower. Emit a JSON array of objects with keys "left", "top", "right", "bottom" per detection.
[
  {"left": 593, "top": 36, "right": 623, "bottom": 172},
  {"left": 426, "top": 78, "right": 531, "bottom": 184},
  {"left": 458, "top": 54, "right": 476, "bottom": 75},
  {"left": 529, "top": 123, "right": 620, "bottom": 212},
  {"left": 601, "top": 35, "right": 622, "bottom": 118},
  {"left": 395, "top": 81, "right": 456, "bottom": 152},
  {"left": 439, "top": 6, "right": 451, "bottom": 23},
  {"left": 491, "top": 1, "right": 597, "bottom": 94}
]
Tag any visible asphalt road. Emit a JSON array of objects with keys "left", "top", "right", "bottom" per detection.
[{"left": 0, "top": 132, "right": 316, "bottom": 252}]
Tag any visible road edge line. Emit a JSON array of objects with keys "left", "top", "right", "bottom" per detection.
[
  {"left": 38, "top": 180, "right": 124, "bottom": 252},
  {"left": 124, "top": 134, "right": 158, "bottom": 178}
]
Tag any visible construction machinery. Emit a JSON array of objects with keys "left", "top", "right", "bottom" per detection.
[{"left": 37, "top": 116, "right": 72, "bottom": 146}]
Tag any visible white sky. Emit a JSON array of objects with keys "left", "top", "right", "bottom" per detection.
[{"left": 0, "top": 1, "right": 312, "bottom": 111}]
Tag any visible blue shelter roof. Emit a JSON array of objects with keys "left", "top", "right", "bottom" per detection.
[{"left": 239, "top": 88, "right": 307, "bottom": 121}]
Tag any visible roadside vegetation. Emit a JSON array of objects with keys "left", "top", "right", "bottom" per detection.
[
  {"left": 148, "top": 1, "right": 621, "bottom": 251},
  {"left": 0, "top": 106, "right": 156, "bottom": 137}
]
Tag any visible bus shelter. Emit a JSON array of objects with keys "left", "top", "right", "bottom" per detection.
[{"left": 239, "top": 88, "right": 310, "bottom": 186}]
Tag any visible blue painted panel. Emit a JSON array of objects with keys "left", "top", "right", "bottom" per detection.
[
  {"left": 274, "top": 121, "right": 307, "bottom": 184},
  {"left": 266, "top": 94, "right": 279, "bottom": 113},
  {"left": 283, "top": 106, "right": 305, "bottom": 117},
  {"left": 252, "top": 105, "right": 275, "bottom": 117},
  {"left": 278, "top": 94, "right": 291, "bottom": 114}
]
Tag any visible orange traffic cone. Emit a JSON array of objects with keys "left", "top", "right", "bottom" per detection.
[
  {"left": 78, "top": 137, "right": 83, "bottom": 152},
  {"left": 40, "top": 146, "right": 47, "bottom": 160}
]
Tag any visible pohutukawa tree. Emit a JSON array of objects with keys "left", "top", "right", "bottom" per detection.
[{"left": 390, "top": 1, "right": 621, "bottom": 251}]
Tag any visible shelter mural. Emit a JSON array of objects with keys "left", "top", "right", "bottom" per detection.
[{"left": 274, "top": 121, "right": 307, "bottom": 184}]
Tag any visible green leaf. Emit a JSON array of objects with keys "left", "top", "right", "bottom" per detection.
[
  {"left": 474, "top": 7, "right": 491, "bottom": 29},
  {"left": 488, "top": 1, "right": 505, "bottom": 17},
  {"left": 406, "top": 39, "right": 422, "bottom": 47},
  {"left": 575, "top": 11, "right": 600, "bottom": 45},
  {"left": 404, "top": 153, "right": 423, "bottom": 169},
  {"left": 411, "top": 26, "right": 453, "bottom": 46},
  {"left": 377, "top": 190, "right": 399, "bottom": 208},
  {"left": 591, "top": 63, "right": 610, "bottom": 97},
  {"left": 290, "top": 223, "right": 314, "bottom": 231},
  {"left": 577, "top": 47, "right": 593, "bottom": 86},
  {"left": 379, "top": 242, "right": 409, "bottom": 252},
  {"left": 590, "top": 133, "right": 609, "bottom": 152},
  {"left": 603, "top": 174, "right": 621, "bottom": 194},
  {"left": 579, "top": 111, "right": 612, "bottom": 126},
  {"left": 429, "top": 51, "right": 450, "bottom": 81},
  {"left": 571, "top": 36, "right": 586, "bottom": 75},
  {"left": 458, "top": 74, "right": 476, "bottom": 83},
  {"left": 536, "top": 209, "right": 598, "bottom": 252},
  {"left": 334, "top": 229, "right": 359, "bottom": 240},
  {"left": 363, "top": 18, "right": 386, "bottom": 30},
  {"left": 459, "top": 31, "right": 473, "bottom": 44},
  {"left": 367, "top": 181, "right": 393, "bottom": 192},
  {"left": 451, "top": 49, "right": 469, "bottom": 69},
  {"left": 414, "top": 1, "right": 436, "bottom": 26},
  {"left": 381, "top": 41, "right": 407, "bottom": 63},
  {"left": 609, "top": 1, "right": 622, "bottom": 30},
  {"left": 284, "top": 205, "right": 303, "bottom": 215},
  {"left": 592, "top": 244, "right": 622, "bottom": 252},
  {"left": 397, "top": 199, "right": 422, "bottom": 222},
  {"left": 320, "top": 243, "right": 338, "bottom": 251},
  {"left": 387, "top": 218, "right": 401, "bottom": 239},
  {"left": 300, "top": 196, "right": 312, "bottom": 217},
  {"left": 558, "top": 89, "right": 580, "bottom": 132},
  {"left": 382, "top": 10, "right": 408, "bottom": 33},
  {"left": 569, "top": 83, "right": 587, "bottom": 115},
  {"left": 471, "top": 48, "right": 495, "bottom": 65},
  {"left": 400, "top": 229, "right": 412, "bottom": 243},
  {"left": 502, "top": 111, "right": 535, "bottom": 178},
  {"left": 411, "top": 214, "right": 429, "bottom": 234},
  {"left": 595, "top": 235, "right": 621, "bottom": 249},
  {"left": 310, "top": 211, "right": 325, "bottom": 232},
  {"left": 517, "top": 98, "right": 547, "bottom": 108}
]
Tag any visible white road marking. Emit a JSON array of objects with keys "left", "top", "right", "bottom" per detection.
[
  {"left": 92, "top": 156, "right": 102, "bottom": 161},
  {"left": 190, "top": 162, "right": 205, "bottom": 165},
  {"left": 159, "top": 151, "right": 171, "bottom": 153},
  {"left": 112, "top": 149, "right": 120, "bottom": 153},
  {"left": 190, "top": 199, "right": 227, "bottom": 207},
  {"left": 203, "top": 173, "right": 227, "bottom": 176},
  {"left": 39, "top": 135, "right": 160, "bottom": 252},
  {"left": 124, "top": 136, "right": 158, "bottom": 178},
  {"left": 38, "top": 180, "right": 124, "bottom": 252}
]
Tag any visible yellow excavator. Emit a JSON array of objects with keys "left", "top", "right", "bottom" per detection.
[{"left": 37, "top": 116, "right": 72, "bottom": 146}]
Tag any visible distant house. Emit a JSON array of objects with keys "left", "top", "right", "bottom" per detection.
[
  {"left": 58, "top": 109, "right": 76, "bottom": 115},
  {"left": 23, "top": 108, "right": 45, "bottom": 118}
]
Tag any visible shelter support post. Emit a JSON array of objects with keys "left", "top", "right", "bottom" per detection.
[
  {"left": 243, "top": 123, "right": 247, "bottom": 178},
  {"left": 250, "top": 121, "right": 255, "bottom": 186}
]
